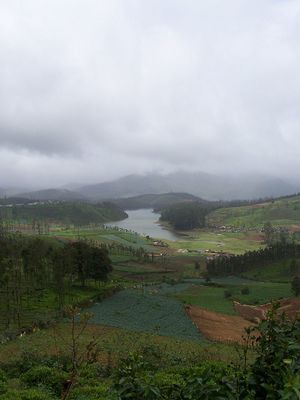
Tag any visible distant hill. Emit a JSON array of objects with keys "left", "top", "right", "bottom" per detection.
[
  {"left": 77, "top": 172, "right": 298, "bottom": 201},
  {"left": 0, "top": 201, "right": 127, "bottom": 225},
  {"left": 17, "top": 188, "right": 87, "bottom": 202},
  {"left": 207, "top": 194, "right": 300, "bottom": 228},
  {"left": 0, "top": 186, "right": 33, "bottom": 197},
  {"left": 111, "top": 192, "right": 203, "bottom": 210}
]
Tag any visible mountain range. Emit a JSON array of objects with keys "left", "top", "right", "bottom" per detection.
[
  {"left": 76, "top": 172, "right": 298, "bottom": 201},
  {"left": 2, "top": 171, "right": 298, "bottom": 202}
]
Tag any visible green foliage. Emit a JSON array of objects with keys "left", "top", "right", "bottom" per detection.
[
  {"left": 250, "top": 306, "right": 300, "bottom": 399},
  {"left": 291, "top": 276, "right": 300, "bottom": 296},
  {"left": 0, "top": 369, "right": 7, "bottom": 394},
  {"left": 68, "top": 383, "right": 117, "bottom": 400},
  {"left": 112, "top": 310, "right": 300, "bottom": 399},
  {"left": 21, "top": 366, "right": 68, "bottom": 396},
  {"left": 224, "top": 289, "right": 232, "bottom": 298},
  {"left": 207, "top": 242, "right": 300, "bottom": 277},
  {"left": 160, "top": 202, "right": 216, "bottom": 230},
  {"left": 0, "top": 234, "right": 113, "bottom": 333},
  {"left": 207, "top": 194, "right": 300, "bottom": 228},
  {"left": 0, "top": 201, "right": 127, "bottom": 226},
  {"left": 88, "top": 287, "right": 202, "bottom": 340},
  {"left": 241, "top": 286, "right": 250, "bottom": 295},
  {"left": 0, "top": 388, "right": 56, "bottom": 400}
]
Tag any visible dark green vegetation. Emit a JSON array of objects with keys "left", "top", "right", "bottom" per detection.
[
  {"left": 88, "top": 286, "right": 201, "bottom": 340},
  {"left": 111, "top": 192, "right": 201, "bottom": 210},
  {"left": 0, "top": 201, "right": 127, "bottom": 225},
  {"left": 0, "top": 308, "right": 299, "bottom": 399},
  {"left": 160, "top": 202, "right": 217, "bottom": 230},
  {"left": 1, "top": 192, "right": 300, "bottom": 399},
  {"left": 0, "top": 234, "right": 113, "bottom": 334},
  {"left": 206, "top": 242, "right": 300, "bottom": 276},
  {"left": 242, "top": 257, "right": 300, "bottom": 282}
]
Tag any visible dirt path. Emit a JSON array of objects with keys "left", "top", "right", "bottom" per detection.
[{"left": 186, "top": 305, "right": 253, "bottom": 343}]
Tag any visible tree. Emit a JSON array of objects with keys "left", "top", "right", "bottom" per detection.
[
  {"left": 291, "top": 275, "right": 300, "bottom": 296},
  {"left": 68, "top": 241, "right": 112, "bottom": 287},
  {"left": 263, "top": 222, "right": 274, "bottom": 245}
]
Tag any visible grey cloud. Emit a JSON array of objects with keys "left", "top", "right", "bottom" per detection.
[{"left": 0, "top": 0, "right": 300, "bottom": 187}]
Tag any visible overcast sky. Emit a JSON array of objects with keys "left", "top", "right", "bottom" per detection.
[{"left": 1, "top": 0, "right": 300, "bottom": 188}]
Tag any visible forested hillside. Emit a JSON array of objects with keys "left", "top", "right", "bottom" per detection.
[
  {"left": 160, "top": 202, "right": 217, "bottom": 230},
  {"left": 0, "top": 234, "right": 113, "bottom": 333},
  {"left": 112, "top": 192, "right": 201, "bottom": 210},
  {"left": 0, "top": 201, "right": 127, "bottom": 225}
]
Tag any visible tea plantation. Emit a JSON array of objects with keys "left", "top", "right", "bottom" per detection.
[{"left": 88, "top": 286, "right": 202, "bottom": 340}]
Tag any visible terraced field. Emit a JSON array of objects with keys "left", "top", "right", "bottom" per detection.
[
  {"left": 207, "top": 195, "right": 300, "bottom": 228},
  {"left": 166, "top": 231, "right": 264, "bottom": 255},
  {"left": 88, "top": 285, "right": 202, "bottom": 341}
]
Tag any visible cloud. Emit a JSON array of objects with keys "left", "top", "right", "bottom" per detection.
[{"left": 0, "top": 0, "right": 300, "bottom": 187}]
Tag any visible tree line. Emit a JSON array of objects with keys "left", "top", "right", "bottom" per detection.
[
  {"left": 159, "top": 202, "right": 217, "bottom": 230},
  {"left": 206, "top": 241, "right": 300, "bottom": 277},
  {"left": 0, "top": 232, "right": 112, "bottom": 331}
]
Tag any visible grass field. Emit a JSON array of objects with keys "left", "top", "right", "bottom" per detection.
[
  {"left": 0, "top": 282, "right": 115, "bottom": 334},
  {"left": 0, "top": 322, "right": 240, "bottom": 368},
  {"left": 166, "top": 231, "right": 264, "bottom": 255},
  {"left": 207, "top": 195, "right": 300, "bottom": 228},
  {"left": 49, "top": 226, "right": 155, "bottom": 252},
  {"left": 174, "top": 277, "right": 292, "bottom": 315},
  {"left": 241, "top": 257, "right": 300, "bottom": 283}
]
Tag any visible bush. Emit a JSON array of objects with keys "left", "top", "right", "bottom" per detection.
[
  {"left": 21, "top": 366, "right": 68, "bottom": 396},
  {"left": 0, "top": 369, "right": 7, "bottom": 394},
  {"left": 5, "top": 350, "right": 71, "bottom": 376},
  {"left": 224, "top": 289, "right": 232, "bottom": 298},
  {"left": 241, "top": 286, "right": 250, "bottom": 295},
  {"left": 68, "top": 383, "right": 117, "bottom": 400},
  {"left": 0, "top": 388, "right": 56, "bottom": 400}
]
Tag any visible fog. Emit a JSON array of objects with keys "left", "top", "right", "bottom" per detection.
[{"left": 1, "top": 0, "right": 300, "bottom": 188}]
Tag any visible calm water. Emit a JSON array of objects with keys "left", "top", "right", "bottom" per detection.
[{"left": 106, "top": 208, "right": 180, "bottom": 241}]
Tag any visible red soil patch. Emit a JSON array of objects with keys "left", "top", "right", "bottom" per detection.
[
  {"left": 234, "top": 298, "right": 300, "bottom": 323},
  {"left": 185, "top": 305, "right": 253, "bottom": 344},
  {"left": 287, "top": 225, "right": 300, "bottom": 233},
  {"left": 241, "top": 233, "right": 264, "bottom": 241},
  {"left": 186, "top": 298, "right": 300, "bottom": 344}
]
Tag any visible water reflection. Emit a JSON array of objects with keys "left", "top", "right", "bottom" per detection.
[{"left": 106, "top": 209, "right": 180, "bottom": 241}]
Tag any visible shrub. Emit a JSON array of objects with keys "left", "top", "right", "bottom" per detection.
[
  {"left": 224, "top": 289, "right": 232, "bottom": 298},
  {"left": 250, "top": 306, "right": 300, "bottom": 399},
  {"left": 0, "top": 369, "right": 7, "bottom": 394},
  {"left": 21, "top": 366, "right": 68, "bottom": 396},
  {"left": 68, "top": 383, "right": 117, "bottom": 400},
  {"left": 241, "top": 286, "right": 250, "bottom": 295},
  {"left": 0, "top": 388, "right": 56, "bottom": 400}
]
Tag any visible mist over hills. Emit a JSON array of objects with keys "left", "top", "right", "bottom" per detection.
[
  {"left": 15, "top": 188, "right": 86, "bottom": 202},
  {"left": 111, "top": 192, "right": 202, "bottom": 211},
  {"left": 76, "top": 172, "right": 298, "bottom": 201},
  {"left": 3, "top": 171, "right": 298, "bottom": 203}
]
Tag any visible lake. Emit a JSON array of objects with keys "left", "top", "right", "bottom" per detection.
[{"left": 106, "top": 208, "right": 180, "bottom": 241}]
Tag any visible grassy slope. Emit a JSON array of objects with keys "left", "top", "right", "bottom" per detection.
[
  {"left": 166, "top": 231, "right": 264, "bottom": 255},
  {"left": 174, "top": 278, "right": 292, "bottom": 315},
  {"left": 207, "top": 195, "right": 300, "bottom": 228},
  {"left": 0, "top": 323, "right": 239, "bottom": 367},
  {"left": 241, "top": 257, "right": 300, "bottom": 282},
  {"left": 49, "top": 226, "right": 155, "bottom": 252}
]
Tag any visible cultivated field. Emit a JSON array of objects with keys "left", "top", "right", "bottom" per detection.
[{"left": 207, "top": 195, "right": 300, "bottom": 229}]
